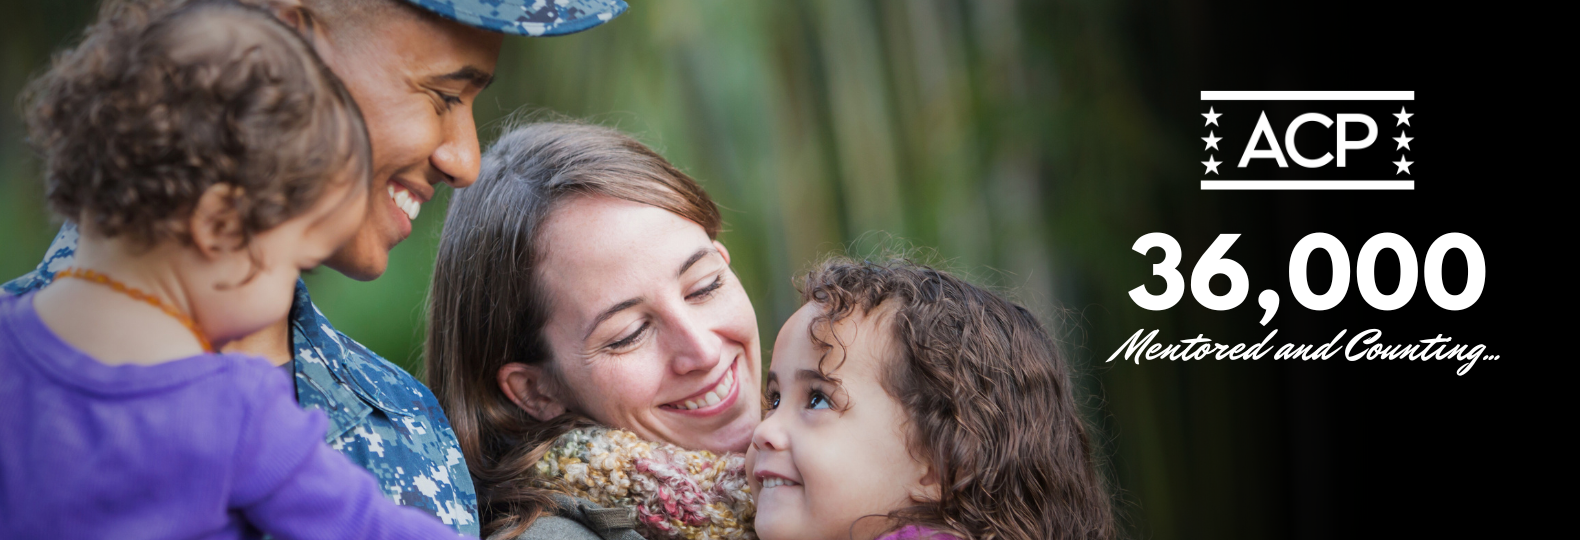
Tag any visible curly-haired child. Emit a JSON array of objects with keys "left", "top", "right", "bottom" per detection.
[
  {"left": 0, "top": 2, "right": 459, "bottom": 538},
  {"left": 747, "top": 257, "right": 1116, "bottom": 540}
]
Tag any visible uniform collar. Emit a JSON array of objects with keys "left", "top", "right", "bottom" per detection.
[{"left": 287, "top": 280, "right": 419, "bottom": 441}]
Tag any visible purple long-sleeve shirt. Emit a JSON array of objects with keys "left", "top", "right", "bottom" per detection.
[{"left": 0, "top": 292, "right": 460, "bottom": 540}]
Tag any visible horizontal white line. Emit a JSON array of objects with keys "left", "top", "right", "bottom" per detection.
[
  {"left": 1201, "top": 180, "right": 1415, "bottom": 190},
  {"left": 1201, "top": 91, "right": 1414, "bottom": 101}
]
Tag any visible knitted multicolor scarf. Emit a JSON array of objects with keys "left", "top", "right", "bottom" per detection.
[{"left": 532, "top": 426, "right": 756, "bottom": 540}]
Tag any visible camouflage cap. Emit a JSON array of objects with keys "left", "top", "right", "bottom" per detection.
[{"left": 401, "top": 0, "right": 627, "bottom": 37}]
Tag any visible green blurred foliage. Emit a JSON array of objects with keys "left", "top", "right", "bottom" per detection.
[{"left": 0, "top": 2, "right": 1293, "bottom": 538}]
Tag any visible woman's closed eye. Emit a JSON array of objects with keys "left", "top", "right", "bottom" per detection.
[
  {"left": 686, "top": 275, "right": 725, "bottom": 301},
  {"left": 606, "top": 321, "right": 650, "bottom": 352}
]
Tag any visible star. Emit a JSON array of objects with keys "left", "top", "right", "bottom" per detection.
[
  {"left": 1202, "top": 130, "right": 1222, "bottom": 151},
  {"left": 1393, "top": 155, "right": 1413, "bottom": 175},
  {"left": 1394, "top": 106, "right": 1412, "bottom": 126},
  {"left": 1393, "top": 131, "right": 1413, "bottom": 151},
  {"left": 1203, "top": 107, "right": 1222, "bottom": 127},
  {"left": 1203, "top": 155, "right": 1222, "bottom": 175}
]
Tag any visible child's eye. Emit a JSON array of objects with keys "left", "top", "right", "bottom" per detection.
[
  {"left": 807, "top": 390, "right": 832, "bottom": 410},
  {"left": 765, "top": 390, "right": 781, "bottom": 411}
]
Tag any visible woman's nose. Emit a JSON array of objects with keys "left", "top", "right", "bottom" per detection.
[{"left": 666, "top": 311, "right": 722, "bottom": 376}]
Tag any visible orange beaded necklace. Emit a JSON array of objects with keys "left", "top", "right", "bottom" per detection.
[{"left": 53, "top": 267, "right": 215, "bottom": 353}]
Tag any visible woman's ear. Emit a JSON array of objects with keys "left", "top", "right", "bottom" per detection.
[
  {"left": 189, "top": 184, "right": 245, "bottom": 260},
  {"left": 713, "top": 240, "right": 732, "bottom": 265},
  {"left": 498, "top": 362, "right": 569, "bottom": 422}
]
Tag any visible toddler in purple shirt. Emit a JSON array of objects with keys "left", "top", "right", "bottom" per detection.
[
  {"left": 0, "top": 293, "right": 456, "bottom": 539},
  {"left": 0, "top": 2, "right": 457, "bottom": 538}
]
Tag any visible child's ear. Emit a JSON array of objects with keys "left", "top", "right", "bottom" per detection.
[
  {"left": 254, "top": 0, "right": 307, "bottom": 30},
  {"left": 911, "top": 463, "right": 943, "bottom": 502},
  {"left": 713, "top": 240, "right": 732, "bottom": 265},
  {"left": 189, "top": 184, "right": 246, "bottom": 260},
  {"left": 498, "top": 362, "right": 570, "bottom": 422},
  {"left": 254, "top": 0, "right": 325, "bottom": 47}
]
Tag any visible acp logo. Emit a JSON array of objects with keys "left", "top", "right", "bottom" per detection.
[{"left": 1199, "top": 91, "right": 1415, "bottom": 190}]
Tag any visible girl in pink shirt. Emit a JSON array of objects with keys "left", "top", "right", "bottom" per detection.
[{"left": 748, "top": 257, "right": 1116, "bottom": 540}]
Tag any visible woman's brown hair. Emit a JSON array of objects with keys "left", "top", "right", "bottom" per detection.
[
  {"left": 800, "top": 256, "right": 1115, "bottom": 540},
  {"left": 425, "top": 121, "right": 722, "bottom": 539},
  {"left": 22, "top": 0, "right": 371, "bottom": 248}
]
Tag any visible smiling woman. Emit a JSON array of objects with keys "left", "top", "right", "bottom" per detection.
[
  {"left": 427, "top": 122, "right": 760, "bottom": 540},
  {"left": 526, "top": 196, "right": 758, "bottom": 450}
]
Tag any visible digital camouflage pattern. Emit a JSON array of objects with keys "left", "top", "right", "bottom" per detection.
[
  {"left": 4, "top": 224, "right": 482, "bottom": 537},
  {"left": 402, "top": 0, "right": 627, "bottom": 36}
]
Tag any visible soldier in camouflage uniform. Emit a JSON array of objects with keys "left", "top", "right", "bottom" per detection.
[{"left": 3, "top": 0, "right": 627, "bottom": 537}]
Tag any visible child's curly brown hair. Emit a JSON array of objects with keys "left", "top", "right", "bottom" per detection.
[
  {"left": 800, "top": 256, "right": 1115, "bottom": 540},
  {"left": 21, "top": 0, "right": 370, "bottom": 248}
]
